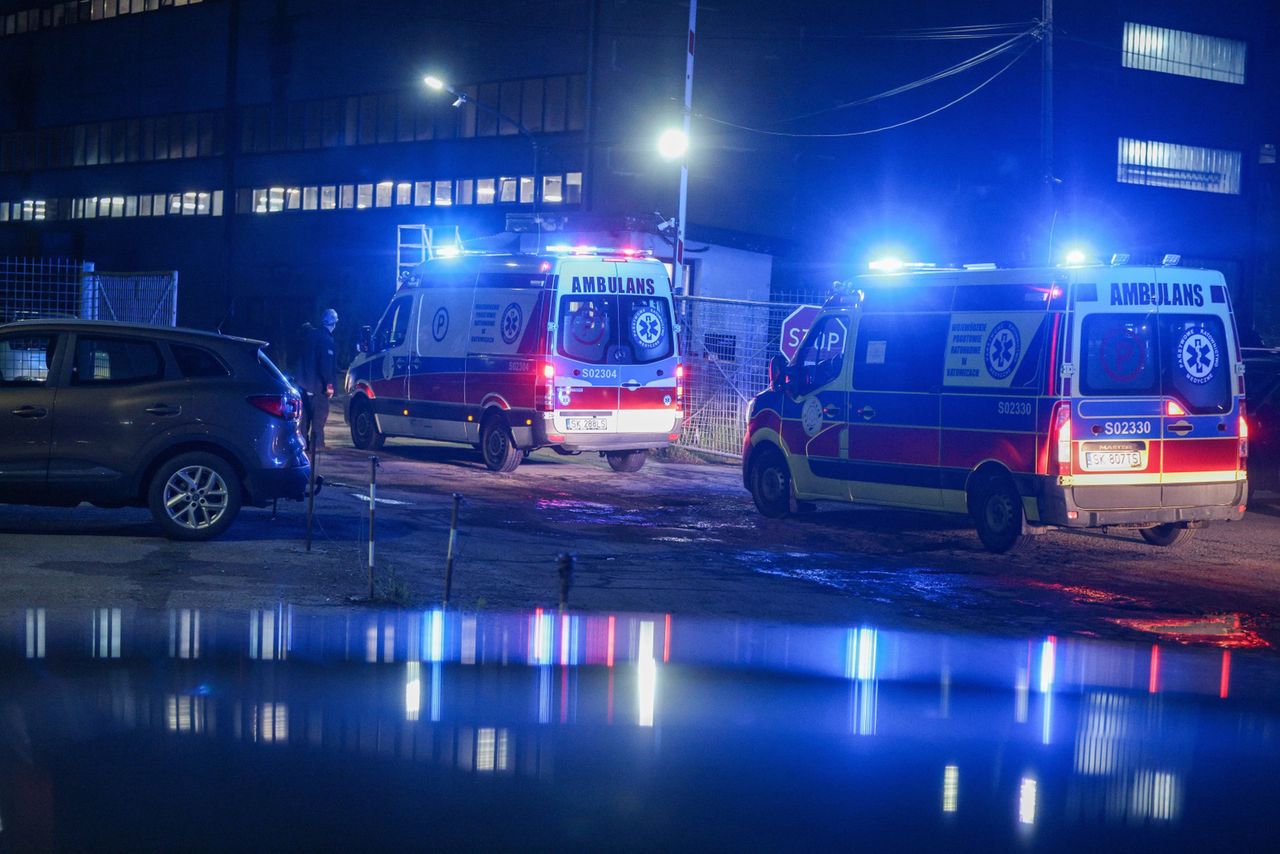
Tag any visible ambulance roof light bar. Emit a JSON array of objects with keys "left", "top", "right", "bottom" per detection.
[
  {"left": 543, "top": 244, "right": 653, "bottom": 258},
  {"left": 1162, "top": 253, "right": 1182, "bottom": 267},
  {"left": 1110, "top": 253, "right": 1130, "bottom": 265},
  {"left": 867, "top": 258, "right": 937, "bottom": 273}
]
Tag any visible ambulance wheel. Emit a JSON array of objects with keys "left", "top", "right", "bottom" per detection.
[
  {"left": 749, "top": 447, "right": 792, "bottom": 519},
  {"left": 971, "top": 476, "right": 1029, "bottom": 554},
  {"left": 349, "top": 398, "right": 385, "bottom": 451},
  {"left": 1139, "top": 524, "right": 1197, "bottom": 548},
  {"left": 606, "top": 450, "right": 647, "bottom": 473},
  {"left": 481, "top": 414, "right": 523, "bottom": 473}
]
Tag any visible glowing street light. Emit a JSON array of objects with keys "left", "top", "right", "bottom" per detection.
[
  {"left": 423, "top": 75, "right": 444, "bottom": 91},
  {"left": 657, "top": 128, "right": 689, "bottom": 161}
]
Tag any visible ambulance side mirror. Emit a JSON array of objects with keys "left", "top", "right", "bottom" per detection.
[
  {"left": 356, "top": 325, "right": 372, "bottom": 354},
  {"left": 769, "top": 354, "right": 790, "bottom": 391}
]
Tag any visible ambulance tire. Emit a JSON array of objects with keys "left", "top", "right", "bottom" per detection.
[
  {"left": 606, "top": 450, "right": 647, "bottom": 473},
  {"left": 349, "top": 397, "right": 385, "bottom": 451},
  {"left": 1139, "top": 524, "right": 1197, "bottom": 548},
  {"left": 481, "top": 414, "right": 523, "bottom": 473},
  {"left": 971, "top": 476, "right": 1029, "bottom": 554},
  {"left": 749, "top": 447, "right": 792, "bottom": 519}
]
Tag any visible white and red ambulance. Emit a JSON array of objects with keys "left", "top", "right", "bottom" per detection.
[
  {"left": 345, "top": 246, "right": 682, "bottom": 472},
  {"left": 743, "top": 261, "right": 1248, "bottom": 551}
]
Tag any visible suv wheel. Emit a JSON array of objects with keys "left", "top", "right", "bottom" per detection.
[
  {"left": 749, "top": 447, "right": 792, "bottom": 518},
  {"left": 481, "top": 414, "right": 523, "bottom": 472},
  {"left": 148, "top": 452, "right": 242, "bottom": 541},
  {"left": 971, "top": 475, "right": 1029, "bottom": 553},
  {"left": 350, "top": 397, "right": 385, "bottom": 450},
  {"left": 1139, "top": 523, "right": 1197, "bottom": 547},
  {"left": 606, "top": 450, "right": 647, "bottom": 473}
]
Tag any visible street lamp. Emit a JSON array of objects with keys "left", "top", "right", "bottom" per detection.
[
  {"left": 659, "top": 0, "right": 697, "bottom": 296},
  {"left": 423, "top": 74, "right": 542, "bottom": 231},
  {"left": 657, "top": 128, "right": 688, "bottom": 161}
]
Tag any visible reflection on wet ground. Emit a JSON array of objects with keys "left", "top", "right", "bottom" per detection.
[{"left": 2, "top": 606, "right": 1277, "bottom": 849}]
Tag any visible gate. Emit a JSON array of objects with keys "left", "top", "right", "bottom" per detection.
[
  {"left": 1, "top": 257, "right": 178, "bottom": 325},
  {"left": 675, "top": 293, "right": 821, "bottom": 458}
]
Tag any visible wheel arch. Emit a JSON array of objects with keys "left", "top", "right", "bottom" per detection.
[
  {"left": 743, "top": 438, "right": 786, "bottom": 491},
  {"left": 964, "top": 459, "right": 1017, "bottom": 517},
  {"left": 135, "top": 441, "right": 248, "bottom": 505}
]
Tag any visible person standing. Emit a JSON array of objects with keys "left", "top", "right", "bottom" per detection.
[{"left": 296, "top": 308, "right": 338, "bottom": 450}]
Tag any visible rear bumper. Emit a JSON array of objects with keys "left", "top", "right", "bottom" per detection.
[
  {"left": 526, "top": 415, "right": 678, "bottom": 453},
  {"left": 244, "top": 465, "right": 311, "bottom": 505},
  {"left": 1037, "top": 478, "right": 1246, "bottom": 527}
]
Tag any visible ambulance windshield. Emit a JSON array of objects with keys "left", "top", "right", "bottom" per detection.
[
  {"left": 1080, "top": 313, "right": 1232, "bottom": 414},
  {"left": 557, "top": 295, "right": 674, "bottom": 365}
]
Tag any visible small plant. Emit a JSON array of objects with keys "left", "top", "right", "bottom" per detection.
[{"left": 372, "top": 566, "right": 413, "bottom": 607}]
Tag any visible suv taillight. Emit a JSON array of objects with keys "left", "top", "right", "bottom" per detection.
[
  {"left": 1050, "top": 400, "right": 1072, "bottom": 476},
  {"left": 249, "top": 394, "right": 302, "bottom": 420}
]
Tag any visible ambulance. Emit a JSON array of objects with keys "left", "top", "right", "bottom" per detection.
[
  {"left": 345, "top": 246, "right": 682, "bottom": 472},
  {"left": 743, "top": 261, "right": 1248, "bottom": 552}
]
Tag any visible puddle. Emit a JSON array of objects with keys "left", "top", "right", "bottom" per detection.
[
  {"left": 1021, "top": 580, "right": 1152, "bottom": 608},
  {"left": 348, "top": 493, "right": 413, "bottom": 507},
  {"left": 534, "top": 499, "right": 647, "bottom": 525},
  {"left": 737, "top": 551, "right": 983, "bottom": 606},
  {"left": 1107, "top": 613, "right": 1270, "bottom": 649}
]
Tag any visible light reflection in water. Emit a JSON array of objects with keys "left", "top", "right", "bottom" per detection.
[
  {"left": 25, "top": 607, "right": 45, "bottom": 659},
  {"left": 637, "top": 620, "right": 657, "bottom": 728},
  {"left": 405, "top": 662, "right": 421, "bottom": 721},
  {"left": 1019, "top": 776, "right": 1038, "bottom": 825},
  {"left": 942, "top": 765, "right": 959, "bottom": 814},
  {"left": 92, "top": 607, "right": 122, "bottom": 659},
  {"left": 169, "top": 609, "right": 200, "bottom": 660}
]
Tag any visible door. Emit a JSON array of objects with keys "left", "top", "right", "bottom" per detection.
[
  {"left": 0, "top": 330, "right": 61, "bottom": 500},
  {"left": 552, "top": 260, "right": 624, "bottom": 435},
  {"left": 783, "top": 313, "right": 852, "bottom": 500},
  {"left": 49, "top": 333, "right": 192, "bottom": 499},
  {"left": 368, "top": 294, "right": 416, "bottom": 436},
  {"left": 845, "top": 314, "right": 946, "bottom": 508},
  {"left": 409, "top": 289, "right": 471, "bottom": 442}
]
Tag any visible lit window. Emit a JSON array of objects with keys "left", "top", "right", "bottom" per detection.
[
  {"left": 0, "top": 203, "right": 8, "bottom": 222},
  {"left": 268, "top": 187, "right": 284, "bottom": 213},
  {"left": 302, "top": 187, "right": 318, "bottom": 210},
  {"left": 476, "top": 178, "right": 495, "bottom": 205},
  {"left": 414, "top": 181, "right": 431, "bottom": 206},
  {"left": 340, "top": 184, "right": 354, "bottom": 209},
  {"left": 182, "top": 192, "right": 197, "bottom": 215},
  {"left": 195, "top": 192, "right": 209, "bottom": 214},
  {"left": 169, "top": 194, "right": 182, "bottom": 215},
  {"left": 85, "top": 198, "right": 97, "bottom": 219},
  {"left": 212, "top": 190, "right": 223, "bottom": 216},
  {"left": 519, "top": 176, "right": 534, "bottom": 204},
  {"left": 286, "top": 188, "right": 301, "bottom": 210},
  {"left": 1122, "top": 23, "right": 1245, "bottom": 84},
  {"left": 154, "top": 193, "right": 167, "bottom": 216},
  {"left": 565, "top": 172, "right": 582, "bottom": 204},
  {"left": 1117, "top": 137, "right": 1241, "bottom": 194},
  {"left": 542, "top": 175, "right": 563, "bottom": 204},
  {"left": 457, "top": 179, "right": 474, "bottom": 205},
  {"left": 356, "top": 183, "right": 372, "bottom": 209},
  {"left": 375, "top": 181, "right": 393, "bottom": 207},
  {"left": 252, "top": 189, "right": 268, "bottom": 213},
  {"left": 434, "top": 180, "right": 453, "bottom": 206},
  {"left": 396, "top": 182, "right": 412, "bottom": 205},
  {"left": 320, "top": 186, "right": 336, "bottom": 210},
  {"left": 113, "top": 197, "right": 126, "bottom": 217},
  {"left": 499, "top": 177, "right": 517, "bottom": 203}
]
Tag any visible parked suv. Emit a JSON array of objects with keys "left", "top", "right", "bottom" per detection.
[
  {"left": 1244, "top": 347, "right": 1280, "bottom": 497},
  {"left": 0, "top": 320, "right": 311, "bottom": 540}
]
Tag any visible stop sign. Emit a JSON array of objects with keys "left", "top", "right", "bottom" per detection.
[{"left": 779, "top": 305, "right": 823, "bottom": 361}]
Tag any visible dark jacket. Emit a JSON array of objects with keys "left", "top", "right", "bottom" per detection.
[{"left": 295, "top": 326, "right": 336, "bottom": 392}]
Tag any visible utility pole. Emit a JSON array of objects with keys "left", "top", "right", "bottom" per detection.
[
  {"left": 1041, "top": 0, "right": 1055, "bottom": 261},
  {"left": 672, "top": 0, "right": 697, "bottom": 296}
]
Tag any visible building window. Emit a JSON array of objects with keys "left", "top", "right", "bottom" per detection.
[
  {"left": 340, "top": 184, "right": 354, "bottom": 209},
  {"left": 320, "top": 186, "right": 336, "bottom": 210},
  {"left": 414, "top": 181, "right": 431, "bottom": 206},
  {"left": 542, "top": 175, "right": 563, "bottom": 204},
  {"left": 1122, "top": 23, "right": 1246, "bottom": 85},
  {"left": 356, "top": 183, "right": 372, "bottom": 209},
  {"left": 457, "top": 179, "right": 474, "bottom": 205},
  {"left": 375, "top": 181, "right": 393, "bottom": 208},
  {"left": 268, "top": 187, "right": 285, "bottom": 212},
  {"left": 476, "top": 178, "right": 495, "bottom": 205},
  {"left": 395, "top": 182, "right": 412, "bottom": 205},
  {"left": 499, "top": 177, "right": 517, "bottom": 203},
  {"left": 434, "top": 180, "right": 453, "bottom": 206},
  {"left": 519, "top": 176, "right": 534, "bottom": 204},
  {"left": 302, "top": 186, "right": 318, "bottom": 210},
  {"left": 285, "top": 188, "right": 301, "bottom": 210},
  {"left": 565, "top": 172, "right": 583, "bottom": 204},
  {"left": 1117, "top": 138, "right": 1241, "bottom": 195}
]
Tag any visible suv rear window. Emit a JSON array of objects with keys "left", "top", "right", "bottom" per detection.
[
  {"left": 1080, "top": 313, "right": 1232, "bottom": 414},
  {"left": 171, "top": 344, "right": 231, "bottom": 378}
]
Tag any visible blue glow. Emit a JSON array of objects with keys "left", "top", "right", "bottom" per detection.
[
  {"left": 434, "top": 244, "right": 461, "bottom": 259},
  {"left": 869, "top": 257, "right": 904, "bottom": 273},
  {"left": 1038, "top": 638, "right": 1056, "bottom": 693},
  {"left": 1063, "top": 247, "right": 1088, "bottom": 266}
]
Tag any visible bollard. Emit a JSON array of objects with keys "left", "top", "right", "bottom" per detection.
[
  {"left": 442, "top": 493, "right": 462, "bottom": 608},
  {"left": 557, "top": 553, "right": 575, "bottom": 612},
  {"left": 367, "top": 455, "right": 380, "bottom": 599},
  {"left": 305, "top": 420, "right": 318, "bottom": 552}
]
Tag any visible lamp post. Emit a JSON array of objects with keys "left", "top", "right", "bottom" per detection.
[
  {"left": 424, "top": 75, "right": 541, "bottom": 234},
  {"left": 657, "top": 0, "right": 697, "bottom": 295}
]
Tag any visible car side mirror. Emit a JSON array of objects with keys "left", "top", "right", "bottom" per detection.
[
  {"left": 356, "top": 325, "right": 372, "bottom": 353},
  {"left": 768, "top": 353, "right": 789, "bottom": 391}
]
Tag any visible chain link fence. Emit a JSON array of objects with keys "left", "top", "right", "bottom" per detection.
[
  {"left": 1, "top": 257, "right": 178, "bottom": 325},
  {"left": 675, "top": 291, "right": 824, "bottom": 458}
]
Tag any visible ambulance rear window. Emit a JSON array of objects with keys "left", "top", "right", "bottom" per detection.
[
  {"left": 1080, "top": 314, "right": 1158, "bottom": 396},
  {"left": 556, "top": 295, "right": 673, "bottom": 364}
]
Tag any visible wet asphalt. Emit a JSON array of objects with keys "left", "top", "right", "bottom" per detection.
[{"left": 1, "top": 419, "right": 1277, "bottom": 654}]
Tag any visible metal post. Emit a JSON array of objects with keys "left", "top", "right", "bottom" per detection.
[
  {"left": 557, "top": 553, "right": 575, "bottom": 612},
  {"left": 304, "top": 420, "right": 318, "bottom": 552},
  {"left": 1041, "top": 0, "right": 1055, "bottom": 261},
  {"left": 442, "top": 493, "right": 461, "bottom": 607},
  {"left": 672, "top": 0, "right": 697, "bottom": 296},
  {"left": 368, "top": 455, "right": 379, "bottom": 598}
]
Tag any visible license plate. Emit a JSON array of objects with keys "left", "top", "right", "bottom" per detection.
[
  {"left": 1084, "top": 451, "right": 1143, "bottom": 471},
  {"left": 565, "top": 417, "right": 609, "bottom": 432}
]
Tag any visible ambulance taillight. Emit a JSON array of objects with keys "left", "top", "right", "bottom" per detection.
[
  {"left": 676, "top": 364, "right": 684, "bottom": 411},
  {"left": 1050, "top": 401, "right": 1072, "bottom": 475},
  {"left": 537, "top": 363, "right": 555, "bottom": 412}
]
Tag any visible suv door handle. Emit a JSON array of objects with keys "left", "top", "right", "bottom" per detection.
[
  {"left": 11, "top": 405, "right": 48, "bottom": 419},
  {"left": 856, "top": 406, "right": 876, "bottom": 420},
  {"left": 145, "top": 404, "right": 182, "bottom": 416}
]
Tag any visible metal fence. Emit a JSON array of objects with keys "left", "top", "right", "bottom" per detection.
[
  {"left": 1, "top": 257, "right": 178, "bottom": 325},
  {"left": 675, "top": 292, "right": 822, "bottom": 458}
]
